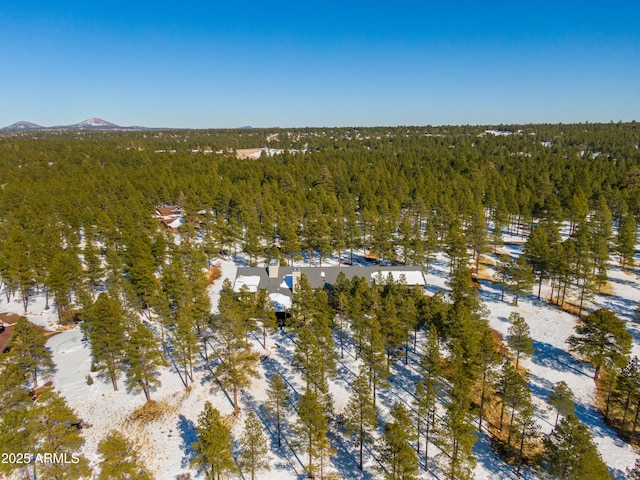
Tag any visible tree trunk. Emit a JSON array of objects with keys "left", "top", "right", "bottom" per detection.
[
  {"left": 359, "top": 424, "right": 364, "bottom": 470},
  {"left": 594, "top": 364, "right": 602, "bottom": 382},
  {"left": 143, "top": 382, "right": 151, "bottom": 402},
  {"left": 632, "top": 397, "right": 640, "bottom": 444},
  {"left": 538, "top": 273, "right": 543, "bottom": 299},
  {"left": 275, "top": 406, "right": 282, "bottom": 447}
]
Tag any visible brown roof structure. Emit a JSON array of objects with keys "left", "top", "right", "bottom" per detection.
[{"left": 0, "top": 313, "right": 20, "bottom": 354}]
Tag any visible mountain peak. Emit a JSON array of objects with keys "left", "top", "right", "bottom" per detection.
[
  {"left": 3, "top": 121, "right": 44, "bottom": 131},
  {"left": 76, "top": 118, "right": 119, "bottom": 128}
]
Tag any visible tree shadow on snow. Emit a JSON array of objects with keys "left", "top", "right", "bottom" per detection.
[
  {"left": 241, "top": 391, "right": 306, "bottom": 478},
  {"left": 574, "top": 401, "right": 629, "bottom": 449},
  {"left": 177, "top": 414, "right": 197, "bottom": 469},
  {"left": 531, "top": 340, "right": 592, "bottom": 377},
  {"left": 472, "top": 430, "right": 521, "bottom": 480},
  {"left": 327, "top": 428, "right": 375, "bottom": 480}
]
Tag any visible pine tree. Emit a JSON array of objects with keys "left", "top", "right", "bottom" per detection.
[
  {"left": 172, "top": 309, "right": 199, "bottom": 390},
  {"left": 361, "top": 314, "right": 389, "bottom": 408},
  {"left": 344, "top": 368, "right": 378, "bottom": 470},
  {"left": 495, "top": 360, "right": 526, "bottom": 432},
  {"left": 30, "top": 389, "right": 91, "bottom": 480},
  {"left": 477, "top": 327, "right": 500, "bottom": 432},
  {"left": 512, "top": 399, "right": 539, "bottom": 476},
  {"left": 418, "top": 327, "right": 442, "bottom": 465},
  {"left": 542, "top": 414, "right": 610, "bottom": 480},
  {"left": 239, "top": 412, "right": 271, "bottom": 480},
  {"left": 440, "top": 341, "right": 477, "bottom": 480},
  {"left": 7, "top": 316, "right": 54, "bottom": 389},
  {"left": 524, "top": 225, "right": 551, "bottom": 299},
  {"left": 614, "top": 356, "right": 640, "bottom": 438},
  {"left": 97, "top": 431, "right": 153, "bottom": 480},
  {"left": 83, "top": 234, "right": 104, "bottom": 298},
  {"left": 293, "top": 389, "right": 331, "bottom": 479},
  {"left": 467, "top": 205, "right": 489, "bottom": 271},
  {"left": 255, "top": 289, "right": 277, "bottom": 349},
  {"left": 125, "top": 321, "right": 166, "bottom": 402},
  {"left": 265, "top": 373, "right": 292, "bottom": 448},
  {"left": 616, "top": 213, "right": 637, "bottom": 269},
  {"left": 191, "top": 401, "right": 237, "bottom": 480},
  {"left": 568, "top": 308, "right": 632, "bottom": 381},
  {"left": 122, "top": 235, "right": 158, "bottom": 312},
  {"left": 589, "top": 197, "right": 612, "bottom": 289},
  {"left": 507, "top": 312, "right": 534, "bottom": 370},
  {"left": 0, "top": 361, "right": 35, "bottom": 478},
  {"left": 84, "top": 293, "right": 127, "bottom": 390},
  {"left": 380, "top": 402, "right": 418, "bottom": 480},
  {"left": 505, "top": 255, "right": 534, "bottom": 306},
  {"left": 214, "top": 306, "right": 260, "bottom": 411},
  {"left": 548, "top": 381, "right": 575, "bottom": 427}
]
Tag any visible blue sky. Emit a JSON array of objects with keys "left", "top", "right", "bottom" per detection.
[{"left": 1, "top": 1, "right": 639, "bottom": 128}]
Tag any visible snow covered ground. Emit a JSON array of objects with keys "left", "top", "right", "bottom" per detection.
[{"left": 2, "top": 244, "right": 639, "bottom": 479}]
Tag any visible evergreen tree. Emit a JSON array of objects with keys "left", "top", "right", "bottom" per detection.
[
  {"left": 238, "top": 412, "right": 271, "bottom": 480},
  {"left": 265, "top": 373, "right": 292, "bottom": 448},
  {"left": 613, "top": 356, "right": 640, "bottom": 438},
  {"left": 293, "top": 389, "right": 331, "bottom": 479},
  {"left": 477, "top": 327, "right": 500, "bottom": 432},
  {"left": 542, "top": 414, "right": 611, "bottom": 480},
  {"left": 214, "top": 302, "right": 260, "bottom": 411},
  {"left": 512, "top": 399, "right": 539, "bottom": 476},
  {"left": 30, "top": 389, "right": 91, "bottom": 480},
  {"left": 191, "top": 401, "right": 237, "bottom": 480},
  {"left": 467, "top": 205, "right": 489, "bottom": 271},
  {"left": 589, "top": 197, "right": 613, "bottom": 289},
  {"left": 7, "top": 316, "right": 54, "bottom": 389},
  {"left": 172, "top": 309, "right": 199, "bottom": 390},
  {"left": 524, "top": 225, "right": 551, "bottom": 299},
  {"left": 505, "top": 255, "right": 534, "bottom": 306},
  {"left": 418, "top": 327, "right": 442, "bottom": 465},
  {"left": 616, "top": 213, "right": 637, "bottom": 269},
  {"left": 548, "top": 381, "right": 575, "bottom": 428},
  {"left": 571, "top": 222, "right": 598, "bottom": 317},
  {"left": 0, "top": 361, "right": 35, "bottom": 478},
  {"left": 445, "top": 218, "right": 468, "bottom": 272},
  {"left": 568, "top": 308, "right": 632, "bottom": 381},
  {"left": 83, "top": 234, "right": 104, "bottom": 298},
  {"left": 507, "top": 312, "right": 534, "bottom": 370},
  {"left": 125, "top": 321, "right": 166, "bottom": 402},
  {"left": 380, "top": 402, "right": 418, "bottom": 480},
  {"left": 440, "top": 341, "right": 477, "bottom": 480},
  {"left": 84, "top": 293, "right": 127, "bottom": 390},
  {"left": 255, "top": 289, "right": 277, "bottom": 349},
  {"left": 97, "top": 431, "right": 153, "bottom": 480},
  {"left": 361, "top": 313, "right": 389, "bottom": 408},
  {"left": 344, "top": 368, "right": 378, "bottom": 470},
  {"left": 122, "top": 235, "right": 158, "bottom": 312}
]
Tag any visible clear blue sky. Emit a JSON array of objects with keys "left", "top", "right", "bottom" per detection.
[{"left": 1, "top": 1, "right": 638, "bottom": 128}]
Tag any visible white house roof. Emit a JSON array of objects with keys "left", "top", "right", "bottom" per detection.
[
  {"left": 234, "top": 275, "right": 261, "bottom": 293},
  {"left": 370, "top": 270, "right": 426, "bottom": 285}
]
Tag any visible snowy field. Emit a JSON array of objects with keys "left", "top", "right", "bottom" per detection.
[{"left": 2, "top": 239, "right": 639, "bottom": 479}]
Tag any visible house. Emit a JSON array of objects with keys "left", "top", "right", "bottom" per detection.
[
  {"left": 155, "top": 205, "right": 183, "bottom": 231},
  {"left": 0, "top": 313, "right": 19, "bottom": 354},
  {"left": 233, "top": 262, "right": 427, "bottom": 312}
]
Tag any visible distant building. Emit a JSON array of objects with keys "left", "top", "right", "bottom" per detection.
[
  {"left": 234, "top": 264, "right": 427, "bottom": 312},
  {"left": 155, "top": 205, "right": 183, "bottom": 231}
]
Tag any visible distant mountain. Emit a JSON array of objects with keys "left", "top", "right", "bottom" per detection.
[
  {"left": 3, "top": 121, "right": 44, "bottom": 131},
  {"left": 1, "top": 118, "right": 154, "bottom": 131},
  {"left": 74, "top": 118, "right": 119, "bottom": 128}
]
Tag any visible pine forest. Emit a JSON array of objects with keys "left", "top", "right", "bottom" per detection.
[{"left": 1, "top": 122, "right": 640, "bottom": 479}]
